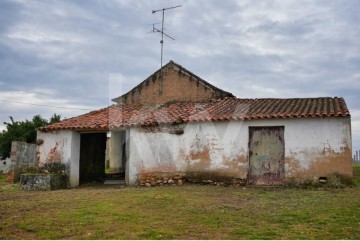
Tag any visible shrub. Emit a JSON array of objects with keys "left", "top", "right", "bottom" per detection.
[{"left": 38, "top": 162, "right": 67, "bottom": 175}]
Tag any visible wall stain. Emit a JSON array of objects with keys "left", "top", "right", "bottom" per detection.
[
  {"left": 322, "top": 142, "right": 335, "bottom": 155},
  {"left": 137, "top": 159, "right": 177, "bottom": 173},
  {"left": 285, "top": 143, "right": 352, "bottom": 180},
  {"left": 221, "top": 155, "right": 248, "bottom": 178},
  {"left": 46, "top": 143, "right": 62, "bottom": 163},
  {"left": 309, "top": 146, "right": 352, "bottom": 177},
  {"left": 285, "top": 157, "right": 306, "bottom": 179},
  {"left": 186, "top": 147, "right": 211, "bottom": 171}
]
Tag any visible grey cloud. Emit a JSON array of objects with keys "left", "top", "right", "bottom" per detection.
[
  {"left": 0, "top": 0, "right": 21, "bottom": 33},
  {"left": 0, "top": 0, "right": 359, "bottom": 151}
]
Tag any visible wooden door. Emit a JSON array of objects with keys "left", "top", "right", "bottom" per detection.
[{"left": 248, "top": 127, "right": 285, "bottom": 185}]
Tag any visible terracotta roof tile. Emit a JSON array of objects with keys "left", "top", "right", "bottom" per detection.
[{"left": 39, "top": 97, "right": 350, "bottom": 132}]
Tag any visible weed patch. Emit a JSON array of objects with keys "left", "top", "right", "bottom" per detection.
[
  {"left": 140, "top": 229, "right": 164, "bottom": 240},
  {"left": 0, "top": 174, "right": 7, "bottom": 185},
  {"left": 353, "top": 164, "right": 360, "bottom": 186}
]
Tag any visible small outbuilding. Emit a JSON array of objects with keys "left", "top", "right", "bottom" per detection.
[{"left": 37, "top": 61, "right": 352, "bottom": 187}]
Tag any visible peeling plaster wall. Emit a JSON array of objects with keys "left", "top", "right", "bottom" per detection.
[
  {"left": 281, "top": 117, "right": 352, "bottom": 179},
  {"left": 127, "top": 117, "right": 352, "bottom": 185},
  {"left": 37, "top": 130, "right": 80, "bottom": 187},
  {"left": 128, "top": 121, "right": 248, "bottom": 185},
  {"left": 109, "top": 131, "right": 126, "bottom": 173}
]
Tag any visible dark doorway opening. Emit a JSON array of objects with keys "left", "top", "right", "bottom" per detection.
[{"left": 79, "top": 132, "right": 107, "bottom": 185}]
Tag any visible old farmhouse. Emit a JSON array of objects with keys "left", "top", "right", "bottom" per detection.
[{"left": 37, "top": 61, "right": 352, "bottom": 187}]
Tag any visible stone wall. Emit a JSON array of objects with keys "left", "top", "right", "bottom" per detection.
[
  {"left": 137, "top": 172, "right": 246, "bottom": 187},
  {"left": 7, "top": 141, "right": 37, "bottom": 182},
  {"left": 20, "top": 174, "right": 67, "bottom": 191}
]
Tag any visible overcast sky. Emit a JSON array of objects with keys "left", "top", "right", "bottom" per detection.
[{"left": 0, "top": 0, "right": 359, "bottom": 154}]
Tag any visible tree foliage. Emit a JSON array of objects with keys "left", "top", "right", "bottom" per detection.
[{"left": 0, "top": 114, "right": 61, "bottom": 159}]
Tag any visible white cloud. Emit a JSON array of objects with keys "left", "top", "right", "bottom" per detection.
[
  {"left": 0, "top": 90, "right": 93, "bottom": 111},
  {"left": 6, "top": 24, "right": 83, "bottom": 44},
  {"left": 0, "top": 89, "right": 98, "bottom": 126},
  {"left": 108, "top": 73, "right": 136, "bottom": 102},
  {"left": 4, "top": 23, "right": 89, "bottom": 62}
]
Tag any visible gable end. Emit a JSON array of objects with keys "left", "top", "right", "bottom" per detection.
[{"left": 112, "top": 61, "right": 233, "bottom": 105}]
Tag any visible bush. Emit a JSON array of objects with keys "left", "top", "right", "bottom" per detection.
[
  {"left": 38, "top": 162, "right": 67, "bottom": 175},
  {"left": 24, "top": 166, "right": 39, "bottom": 174},
  {"left": 24, "top": 162, "right": 67, "bottom": 175}
]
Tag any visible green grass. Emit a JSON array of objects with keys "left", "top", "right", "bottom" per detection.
[
  {"left": 0, "top": 169, "right": 360, "bottom": 239},
  {"left": 353, "top": 163, "right": 360, "bottom": 186},
  {"left": 0, "top": 173, "right": 7, "bottom": 184}
]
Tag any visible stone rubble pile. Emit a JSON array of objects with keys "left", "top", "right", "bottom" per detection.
[{"left": 137, "top": 173, "right": 246, "bottom": 187}]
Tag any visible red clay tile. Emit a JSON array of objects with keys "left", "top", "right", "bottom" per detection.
[{"left": 39, "top": 97, "right": 351, "bottom": 132}]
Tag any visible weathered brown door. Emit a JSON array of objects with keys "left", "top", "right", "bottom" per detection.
[{"left": 248, "top": 126, "right": 285, "bottom": 185}]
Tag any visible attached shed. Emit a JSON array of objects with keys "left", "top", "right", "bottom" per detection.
[{"left": 37, "top": 61, "right": 352, "bottom": 187}]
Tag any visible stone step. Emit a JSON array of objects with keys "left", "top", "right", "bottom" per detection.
[{"left": 103, "top": 180, "right": 126, "bottom": 185}]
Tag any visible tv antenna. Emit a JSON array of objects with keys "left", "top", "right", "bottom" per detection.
[{"left": 151, "top": 5, "right": 182, "bottom": 94}]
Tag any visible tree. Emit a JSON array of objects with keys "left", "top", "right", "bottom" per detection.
[
  {"left": 49, "top": 114, "right": 61, "bottom": 124},
  {"left": 0, "top": 114, "right": 61, "bottom": 159}
]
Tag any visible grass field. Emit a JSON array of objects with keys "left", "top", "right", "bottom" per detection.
[{"left": 1, "top": 166, "right": 360, "bottom": 239}]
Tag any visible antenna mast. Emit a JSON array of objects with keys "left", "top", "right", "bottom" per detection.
[{"left": 152, "top": 5, "right": 181, "bottom": 94}]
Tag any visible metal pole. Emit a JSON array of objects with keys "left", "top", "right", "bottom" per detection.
[
  {"left": 151, "top": 5, "right": 181, "bottom": 95},
  {"left": 159, "top": 9, "right": 165, "bottom": 95}
]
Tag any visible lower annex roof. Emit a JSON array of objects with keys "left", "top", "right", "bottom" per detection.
[{"left": 39, "top": 97, "right": 350, "bottom": 132}]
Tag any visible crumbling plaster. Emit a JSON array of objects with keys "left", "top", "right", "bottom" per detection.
[
  {"left": 127, "top": 116, "right": 352, "bottom": 185},
  {"left": 37, "top": 130, "right": 80, "bottom": 187},
  {"left": 36, "top": 116, "right": 352, "bottom": 187}
]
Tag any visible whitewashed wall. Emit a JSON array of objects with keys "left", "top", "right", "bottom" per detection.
[
  {"left": 127, "top": 117, "right": 352, "bottom": 185},
  {"left": 36, "top": 116, "right": 352, "bottom": 187},
  {"left": 37, "top": 130, "right": 80, "bottom": 187}
]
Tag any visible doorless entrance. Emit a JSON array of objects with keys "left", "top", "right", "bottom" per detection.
[{"left": 79, "top": 132, "right": 107, "bottom": 184}]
